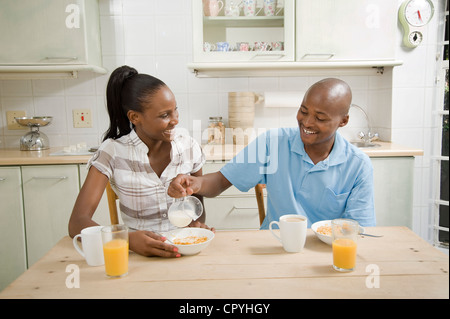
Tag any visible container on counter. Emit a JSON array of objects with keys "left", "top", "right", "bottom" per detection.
[{"left": 208, "top": 116, "right": 225, "bottom": 144}]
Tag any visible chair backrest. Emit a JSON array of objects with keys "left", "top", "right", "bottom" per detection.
[
  {"left": 255, "top": 184, "right": 266, "bottom": 225},
  {"left": 105, "top": 181, "right": 119, "bottom": 225}
]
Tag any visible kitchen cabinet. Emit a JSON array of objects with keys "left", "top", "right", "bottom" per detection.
[
  {"left": 372, "top": 157, "right": 414, "bottom": 228},
  {"left": 192, "top": 0, "right": 295, "bottom": 63},
  {"left": 203, "top": 162, "right": 265, "bottom": 229},
  {"left": 295, "top": 0, "right": 398, "bottom": 62},
  {"left": 0, "top": 162, "right": 115, "bottom": 290},
  {"left": 22, "top": 165, "right": 79, "bottom": 266},
  {"left": 189, "top": 0, "right": 401, "bottom": 76},
  {"left": 0, "top": 167, "right": 27, "bottom": 292},
  {"left": 0, "top": 0, "right": 106, "bottom": 78}
]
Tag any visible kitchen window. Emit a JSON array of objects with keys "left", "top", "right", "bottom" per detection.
[{"left": 431, "top": 0, "right": 449, "bottom": 250}]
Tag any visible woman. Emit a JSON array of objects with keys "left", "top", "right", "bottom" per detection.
[{"left": 69, "top": 65, "right": 210, "bottom": 257}]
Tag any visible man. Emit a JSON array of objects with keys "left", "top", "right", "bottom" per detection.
[{"left": 168, "top": 78, "right": 376, "bottom": 228}]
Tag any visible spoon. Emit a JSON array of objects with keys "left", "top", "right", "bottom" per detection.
[
  {"left": 359, "top": 232, "right": 383, "bottom": 238},
  {"left": 155, "top": 232, "right": 175, "bottom": 244}
]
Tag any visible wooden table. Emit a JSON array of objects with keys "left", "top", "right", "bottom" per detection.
[{"left": 0, "top": 227, "right": 448, "bottom": 299}]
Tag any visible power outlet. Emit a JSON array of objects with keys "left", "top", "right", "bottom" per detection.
[
  {"left": 6, "top": 111, "right": 26, "bottom": 130},
  {"left": 73, "top": 109, "right": 92, "bottom": 128}
]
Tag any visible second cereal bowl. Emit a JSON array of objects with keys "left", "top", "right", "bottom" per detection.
[{"left": 311, "top": 220, "right": 365, "bottom": 245}]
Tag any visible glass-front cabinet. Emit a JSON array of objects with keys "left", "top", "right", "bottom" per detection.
[{"left": 192, "top": 0, "right": 295, "bottom": 62}]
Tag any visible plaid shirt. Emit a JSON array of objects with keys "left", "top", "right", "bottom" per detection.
[{"left": 88, "top": 128, "right": 205, "bottom": 232}]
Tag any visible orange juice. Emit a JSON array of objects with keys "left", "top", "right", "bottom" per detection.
[
  {"left": 332, "top": 238, "right": 357, "bottom": 270},
  {"left": 103, "top": 239, "right": 129, "bottom": 277}
]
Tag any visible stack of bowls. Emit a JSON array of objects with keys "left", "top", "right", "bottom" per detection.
[{"left": 228, "top": 92, "right": 262, "bottom": 144}]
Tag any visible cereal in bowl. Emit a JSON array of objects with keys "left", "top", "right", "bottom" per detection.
[{"left": 316, "top": 225, "right": 332, "bottom": 236}]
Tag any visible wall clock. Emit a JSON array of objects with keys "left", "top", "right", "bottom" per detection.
[{"left": 398, "top": 0, "right": 434, "bottom": 48}]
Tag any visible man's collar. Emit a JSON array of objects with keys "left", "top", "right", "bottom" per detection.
[{"left": 290, "top": 127, "right": 347, "bottom": 166}]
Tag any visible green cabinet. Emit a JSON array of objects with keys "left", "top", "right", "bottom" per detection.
[
  {"left": 0, "top": 167, "right": 26, "bottom": 291},
  {"left": 22, "top": 165, "right": 80, "bottom": 266}
]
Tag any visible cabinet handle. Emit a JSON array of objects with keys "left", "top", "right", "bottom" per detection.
[
  {"left": 232, "top": 205, "right": 256, "bottom": 209},
  {"left": 301, "top": 53, "right": 335, "bottom": 60},
  {"left": 0, "top": 177, "right": 6, "bottom": 181},
  {"left": 251, "top": 53, "right": 286, "bottom": 60},
  {"left": 44, "top": 56, "right": 78, "bottom": 61},
  {"left": 32, "top": 176, "right": 68, "bottom": 180},
  {"left": 228, "top": 205, "right": 257, "bottom": 214}
]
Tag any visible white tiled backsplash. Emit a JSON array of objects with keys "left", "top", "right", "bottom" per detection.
[{"left": 0, "top": 0, "right": 445, "bottom": 240}]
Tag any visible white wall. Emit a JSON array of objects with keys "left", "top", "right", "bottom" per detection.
[
  {"left": 391, "top": 0, "right": 446, "bottom": 241},
  {"left": 0, "top": 0, "right": 446, "bottom": 242}
]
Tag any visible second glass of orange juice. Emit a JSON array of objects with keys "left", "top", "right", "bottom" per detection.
[
  {"left": 101, "top": 224, "right": 129, "bottom": 278},
  {"left": 331, "top": 219, "right": 359, "bottom": 272}
]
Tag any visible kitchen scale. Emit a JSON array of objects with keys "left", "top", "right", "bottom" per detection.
[{"left": 15, "top": 116, "right": 53, "bottom": 151}]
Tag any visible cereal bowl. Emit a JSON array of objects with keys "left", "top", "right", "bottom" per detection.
[
  {"left": 164, "top": 227, "right": 214, "bottom": 255},
  {"left": 311, "top": 220, "right": 364, "bottom": 245}
]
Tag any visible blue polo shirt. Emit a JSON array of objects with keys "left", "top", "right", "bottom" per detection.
[{"left": 220, "top": 127, "right": 376, "bottom": 229}]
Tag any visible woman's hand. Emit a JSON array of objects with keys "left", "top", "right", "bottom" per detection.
[{"left": 129, "top": 230, "right": 180, "bottom": 258}]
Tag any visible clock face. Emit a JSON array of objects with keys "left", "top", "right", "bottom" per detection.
[
  {"left": 404, "top": 0, "right": 434, "bottom": 27},
  {"left": 408, "top": 31, "right": 423, "bottom": 46}
]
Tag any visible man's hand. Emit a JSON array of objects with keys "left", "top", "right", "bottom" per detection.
[
  {"left": 188, "top": 220, "right": 215, "bottom": 233},
  {"left": 168, "top": 174, "right": 201, "bottom": 198}
]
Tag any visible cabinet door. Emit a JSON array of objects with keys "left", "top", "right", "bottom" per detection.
[
  {"left": 193, "top": 0, "right": 295, "bottom": 62},
  {"left": 0, "top": 167, "right": 27, "bottom": 291},
  {"left": 296, "top": 0, "right": 397, "bottom": 61},
  {"left": 22, "top": 165, "right": 79, "bottom": 266},
  {"left": 371, "top": 157, "right": 414, "bottom": 227},
  {"left": 0, "top": 0, "right": 87, "bottom": 64},
  {"left": 204, "top": 196, "right": 261, "bottom": 230}
]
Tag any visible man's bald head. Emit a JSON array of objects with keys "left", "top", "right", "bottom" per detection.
[{"left": 304, "top": 78, "right": 352, "bottom": 116}]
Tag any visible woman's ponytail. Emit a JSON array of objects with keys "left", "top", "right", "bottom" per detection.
[{"left": 103, "top": 65, "right": 138, "bottom": 141}]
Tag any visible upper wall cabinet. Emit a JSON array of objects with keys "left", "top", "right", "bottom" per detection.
[
  {"left": 188, "top": 0, "right": 402, "bottom": 77},
  {"left": 296, "top": 0, "right": 398, "bottom": 62},
  {"left": 0, "top": 0, "right": 106, "bottom": 79}
]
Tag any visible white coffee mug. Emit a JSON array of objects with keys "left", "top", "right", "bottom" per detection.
[
  {"left": 269, "top": 214, "right": 307, "bottom": 252},
  {"left": 73, "top": 225, "right": 104, "bottom": 266},
  {"left": 225, "top": 1, "right": 241, "bottom": 16}
]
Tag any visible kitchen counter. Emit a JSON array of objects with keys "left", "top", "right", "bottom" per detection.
[
  {"left": 203, "top": 141, "right": 424, "bottom": 161},
  {"left": 0, "top": 141, "right": 423, "bottom": 166},
  {"left": 0, "top": 147, "right": 94, "bottom": 165}
]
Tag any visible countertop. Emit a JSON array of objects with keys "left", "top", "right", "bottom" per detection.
[{"left": 0, "top": 141, "right": 424, "bottom": 166}]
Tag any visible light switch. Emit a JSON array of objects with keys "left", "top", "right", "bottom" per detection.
[{"left": 73, "top": 109, "right": 92, "bottom": 128}]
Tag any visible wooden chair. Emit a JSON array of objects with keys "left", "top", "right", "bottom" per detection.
[
  {"left": 105, "top": 181, "right": 119, "bottom": 225},
  {"left": 255, "top": 184, "right": 266, "bottom": 225}
]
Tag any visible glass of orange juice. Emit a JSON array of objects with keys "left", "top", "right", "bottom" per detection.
[
  {"left": 331, "top": 218, "right": 359, "bottom": 272},
  {"left": 101, "top": 225, "right": 129, "bottom": 278}
]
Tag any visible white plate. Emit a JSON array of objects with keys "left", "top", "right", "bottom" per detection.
[{"left": 311, "top": 220, "right": 364, "bottom": 245}]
